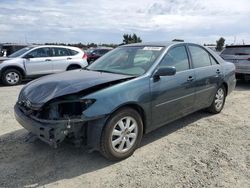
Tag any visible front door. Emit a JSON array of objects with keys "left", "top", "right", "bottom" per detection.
[
  {"left": 24, "top": 47, "right": 53, "bottom": 76},
  {"left": 150, "top": 45, "right": 196, "bottom": 130}
]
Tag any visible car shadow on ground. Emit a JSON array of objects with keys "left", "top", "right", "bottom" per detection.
[
  {"left": 0, "top": 80, "right": 31, "bottom": 87},
  {"left": 0, "top": 110, "right": 210, "bottom": 187}
]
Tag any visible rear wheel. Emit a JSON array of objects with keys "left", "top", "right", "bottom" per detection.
[
  {"left": 2, "top": 69, "right": 22, "bottom": 86},
  {"left": 100, "top": 108, "right": 143, "bottom": 161},
  {"left": 207, "top": 85, "right": 226, "bottom": 114}
]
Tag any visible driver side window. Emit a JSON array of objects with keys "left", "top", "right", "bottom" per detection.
[
  {"left": 160, "top": 46, "right": 190, "bottom": 72},
  {"left": 27, "top": 48, "right": 50, "bottom": 58}
]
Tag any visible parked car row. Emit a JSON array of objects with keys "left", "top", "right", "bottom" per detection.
[{"left": 14, "top": 41, "right": 236, "bottom": 160}]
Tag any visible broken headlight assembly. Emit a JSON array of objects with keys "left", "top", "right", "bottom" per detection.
[{"left": 38, "top": 98, "right": 96, "bottom": 121}]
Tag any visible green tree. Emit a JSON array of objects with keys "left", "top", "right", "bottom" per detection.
[
  {"left": 122, "top": 33, "right": 142, "bottom": 44},
  {"left": 216, "top": 37, "right": 225, "bottom": 52}
]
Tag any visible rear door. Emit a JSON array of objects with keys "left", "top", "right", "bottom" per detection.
[
  {"left": 188, "top": 44, "right": 223, "bottom": 109},
  {"left": 50, "top": 47, "right": 72, "bottom": 73},
  {"left": 150, "top": 45, "right": 196, "bottom": 129},
  {"left": 24, "top": 47, "right": 53, "bottom": 76}
]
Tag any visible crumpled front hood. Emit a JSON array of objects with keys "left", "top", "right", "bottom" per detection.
[{"left": 20, "top": 69, "right": 133, "bottom": 108}]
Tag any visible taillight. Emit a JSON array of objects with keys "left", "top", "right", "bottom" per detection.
[{"left": 82, "top": 53, "right": 87, "bottom": 59}]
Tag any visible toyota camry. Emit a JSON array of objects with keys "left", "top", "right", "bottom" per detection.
[{"left": 14, "top": 42, "right": 236, "bottom": 160}]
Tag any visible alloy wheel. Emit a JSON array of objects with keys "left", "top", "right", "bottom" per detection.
[
  {"left": 5, "top": 72, "right": 20, "bottom": 85},
  {"left": 214, "top": 88, "right": 224, "bottom": 111},
  {"left": 111, "top": 116, "right": 138, "bottom": 153}
]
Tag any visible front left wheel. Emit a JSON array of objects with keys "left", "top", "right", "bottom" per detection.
[
  {"left": 100, "top": 108, "right": 143, "bottom": 161},
  {"left": 2, "top": 69, "right": 22, "bottom": 86}
]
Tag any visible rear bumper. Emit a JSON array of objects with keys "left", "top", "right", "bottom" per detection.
[
  {"left": 235, "top": 65, "right": 250, "bottom": 74},
  {"left": 236, "top": 73, "right": 250, "bottom": 80},
  {"left": 14, "top": 104, "right": 71, "bottom": 147}
]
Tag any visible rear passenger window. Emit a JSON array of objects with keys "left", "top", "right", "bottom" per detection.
[
  {"left": 51, "top": 48, "right": 70, "bottom": 56},
  {"left": 189, "top": 45, "right": 211, "bottom": 68},
  {"left": 210, "top": 56, "right": 218, "bottom": 65},
  {"left": 160, "top": 46, "right": 189, "bottom": 72},
  {"left": 68, "top": 49, "right": 79, "bottom": 55}
]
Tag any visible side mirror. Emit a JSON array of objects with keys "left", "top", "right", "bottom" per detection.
[
  {"left": 24, "top": 54, "right": 34, "bottom": 59},
  {"left": 154, "top": 66, "right": 176, "bottom": 79}
]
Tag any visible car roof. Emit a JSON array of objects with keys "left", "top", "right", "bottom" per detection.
[
  {"left": 27, "top": 45, "right": 80, "bottom": 49},
  {"left": 122, "top": 41, "right": 202, "bottom": 48}
]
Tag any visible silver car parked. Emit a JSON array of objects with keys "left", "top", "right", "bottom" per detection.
[
  {"left": 220, "top": 45, "right": 250, "bottom": 80},
  {"left": 0, "top": 45, "right": 88, "bottom": 86}
]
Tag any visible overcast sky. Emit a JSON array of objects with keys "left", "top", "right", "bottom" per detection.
[{"left": 1, "top": 0, "right": 250, "bottom": 45}]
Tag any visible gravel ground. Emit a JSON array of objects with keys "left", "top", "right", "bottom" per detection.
[{"left": 0, "top": 81, "right": 249, "bottom": 188}]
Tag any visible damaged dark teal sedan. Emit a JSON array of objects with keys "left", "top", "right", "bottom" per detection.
[{"left": 15, "top": 42, "right": 236, "bottom": 160}]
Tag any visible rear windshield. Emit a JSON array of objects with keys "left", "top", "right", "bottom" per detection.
[{"left": 222, "top": 47, "right": 250, "bottom": 55}]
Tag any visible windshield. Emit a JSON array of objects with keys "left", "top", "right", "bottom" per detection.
[
  {"left": 86, "top": 48, "right": 95, "bottom": 55},
  {"left": 8, "top": 47, "right": 34, "bottom": 58},
  {"left": 88, "top": 46, "right": 164, "bottom": 76}
]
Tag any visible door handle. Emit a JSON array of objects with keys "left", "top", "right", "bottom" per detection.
[
  {"left": 216, "top": 69, "right": 221, "bottom": 74},
  {"left": 187, "top": 76, "right": 194, "bottom": 82},
  {"left": 67, "top": 57, "right": 72, "bottom": 60},
  {"left": 45, "top": 59, "right": 51, "bottom": 61}
]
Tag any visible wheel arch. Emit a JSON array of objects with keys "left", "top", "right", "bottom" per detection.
[
  {"left": 222, "top": 82, "right": 228, "bottom": 96},
  {"left": 1, "top": 66, "right": 26, "bottom": 77},
  {"left": 66, "top": 64, "right": 81, "bottom": 70},
  {"left": 110, "top": 103, "right": 147, "bottom": 134}
]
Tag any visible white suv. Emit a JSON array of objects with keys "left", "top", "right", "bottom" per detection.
[{"left": 0, "top": 45, "right": 88, "bottom": 86}]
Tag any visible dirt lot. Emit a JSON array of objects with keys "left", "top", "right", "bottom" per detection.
[{"left": 0, "top": 81, "right": 249, "bottom": 188}]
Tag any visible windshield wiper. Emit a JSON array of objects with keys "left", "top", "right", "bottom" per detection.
[{"left": 92, "top": 69, "right": 117, "bottom": 74}]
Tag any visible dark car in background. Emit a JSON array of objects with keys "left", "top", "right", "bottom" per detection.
[
  {"left": 86, "top": 47, "right": 113, "bottom": 63},
  {"left": 220, "top": 45, "right": 250, "bottom": 80},
  {"left": 0, "top": 44, "right": 28, "bottom": 57},
  {"left": 15, "top": 42, "right": 236, "bottom": 160}
]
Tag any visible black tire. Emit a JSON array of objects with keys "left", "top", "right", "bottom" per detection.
[
  {"left": 67, "top": 65, "right": 81, "bottom": 71},
  {"left": 100, "top": 107, "right": 143, "bottom": 161},
  {"left": 2, "top": 69, "right": 22, "bottom": 86},
  {"left": 207, "top": 85, "right": 226, "bottom": 114}
]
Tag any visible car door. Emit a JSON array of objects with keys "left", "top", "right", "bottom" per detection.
[
  {"left": 24, "top": 47, "right": 53, "bottom": 76},
  {"left": 50, "top": 47, "right": 71, "bottom": 73},
  {"left": 150, "top": 45, "right": 196, "bottom": 129},
  {"left": 187, "top": 45, "right": 223, "bottom": 109}
]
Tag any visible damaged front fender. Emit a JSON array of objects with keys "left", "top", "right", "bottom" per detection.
[{"left": 15, "top": 102, "right": 109, "bottom": 150}]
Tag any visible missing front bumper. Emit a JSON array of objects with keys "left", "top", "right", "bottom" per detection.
[{"left": 14, "top": 104, "right": 85, "bottom": 148}]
